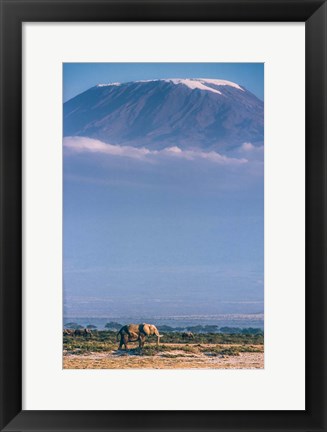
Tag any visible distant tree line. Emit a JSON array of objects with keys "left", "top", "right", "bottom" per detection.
[
  {"left": 64, "top": 322, "right": 98, "bottom": 330},
  {"left": 64, "top": 321, "right": 263, "bottom": 335}
]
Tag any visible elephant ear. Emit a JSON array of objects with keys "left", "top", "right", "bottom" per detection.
[
  {"left": 151, "top": 325, "right": 160, "bottom": 336},
  {"left": 143, "top": 324, "right": 151, "bottom": 336},
  {"left": 146, "top": 324, "right": 157, "bottom": 335},
  {"left": 140, "top": 323, "right": 150, "bottom": 335}
]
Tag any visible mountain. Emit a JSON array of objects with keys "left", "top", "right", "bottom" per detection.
[{"left": 63, "top": 78, "right": 264, "bottom": 152}]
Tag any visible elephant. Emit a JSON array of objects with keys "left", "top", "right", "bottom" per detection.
[
  {"left": 73, "top": 328, "right": 92, "bottom": 337},
  {"left": 63, "top": 329, "right": 74, "bottom": 336},
  {"left": 84, "top": 328, "right": 92, "bottom": 337},
  {"left": 182, "top": 332, "right": 194, "bottom": 339},
  {"left": 116, "top": 323, "right": 162, "bottom": 350}
]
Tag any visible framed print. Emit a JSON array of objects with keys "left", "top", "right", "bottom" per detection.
[{"left": 0, "top": 0, "right": 326, "bottom": 431}]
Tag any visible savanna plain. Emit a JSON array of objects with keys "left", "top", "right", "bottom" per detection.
[{"left": 63, "top": 331, "right": 264, "bottom": 369}]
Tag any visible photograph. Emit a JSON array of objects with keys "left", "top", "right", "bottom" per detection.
[{"left": 62, "top": 62, "right": 264, "bottom": 369}]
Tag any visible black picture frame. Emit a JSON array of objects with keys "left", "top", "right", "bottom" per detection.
[{"left": 0, "top": 1, "right": 326, "bottom": 431}]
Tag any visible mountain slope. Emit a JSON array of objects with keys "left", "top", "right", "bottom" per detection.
[{"left": 63, "top": 78, "right": 264, "bottom": 152}]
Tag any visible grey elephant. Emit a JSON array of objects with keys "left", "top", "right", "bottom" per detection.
[
  {"left": 182, "top": 332, "right": 194, "bottom": 339},
  {"left": 63, "top": 329, "right": 74, "bottom": 336},
  {"left": 116, "top": 323, "right": 162, "bottom": 350},
  {"left": 74, "top": 328, "right": 92, "bottom": 337}
]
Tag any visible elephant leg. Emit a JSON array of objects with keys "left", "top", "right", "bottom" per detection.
[
  {"left": 123, "top": 334, "right": 129, "bottom": 350},
  {"left": 128, "top": 331, "right": 139, "bottom": 341},
  {"left": 118, "top": 333, "right": 127, "bottom": 350},
  {"left": 139, "top": 334, "right": 146, "bottom": 348},
  {"left": 118, "top": 338, "right": 124, "bottom": 350}
]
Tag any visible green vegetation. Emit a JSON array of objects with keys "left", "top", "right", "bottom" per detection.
[
  {"left": 63, "top": 330, "right": 264, "bottom": 356},
  {"left": 63, "top": 336, "right": 116, "bottom": 354},
  {"left": 158, "top": 331, "right": 263, "bottom": 345}
]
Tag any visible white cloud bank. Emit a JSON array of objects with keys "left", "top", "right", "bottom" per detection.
[
  {"left": 241, "top": 142, "right": 256, "bottom": 152},
  {"left": 63, "top": 136, "right": 248, "bottom": 165},
  {"left": 240, "top": 142, "right": 264, "bottom": 153}
]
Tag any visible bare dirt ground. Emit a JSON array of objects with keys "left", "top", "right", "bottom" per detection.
[{"left": 63, "top": 343, "right": 264, "bottom": 369}]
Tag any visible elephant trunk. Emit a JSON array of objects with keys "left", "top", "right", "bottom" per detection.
[{"left": 154, "top": 329, "right": 162, "bottom": 346}]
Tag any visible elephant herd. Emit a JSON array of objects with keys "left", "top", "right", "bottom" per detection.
[{"left": 63, "top": 323, "right": 163, "bottom": 350}]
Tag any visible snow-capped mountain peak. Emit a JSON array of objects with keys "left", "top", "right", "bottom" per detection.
[
  {"left": 165, "top": 79, "right": 222, "bottom": 94},
  {"left": 64, "top": 78, "right": 263, "bottom": 152},
  {"left": 96, "top": 78, "right": 244, "bottom": 95},
  {"left": 165, "top": 78, "right": 244, "bottom": 94},
  {"left": 96, "top": 82, "right": 121, "bottom": 87},
  {"left": 195, "top": 78, "right": 244, "bottom": 91}
]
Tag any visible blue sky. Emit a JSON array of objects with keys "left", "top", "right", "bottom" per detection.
[
  {"left": 63, "top": 63, "right": 264, "bottom": 102},
  {"left": 63, "top": 63, "right": 264, "bottom": 320}
]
